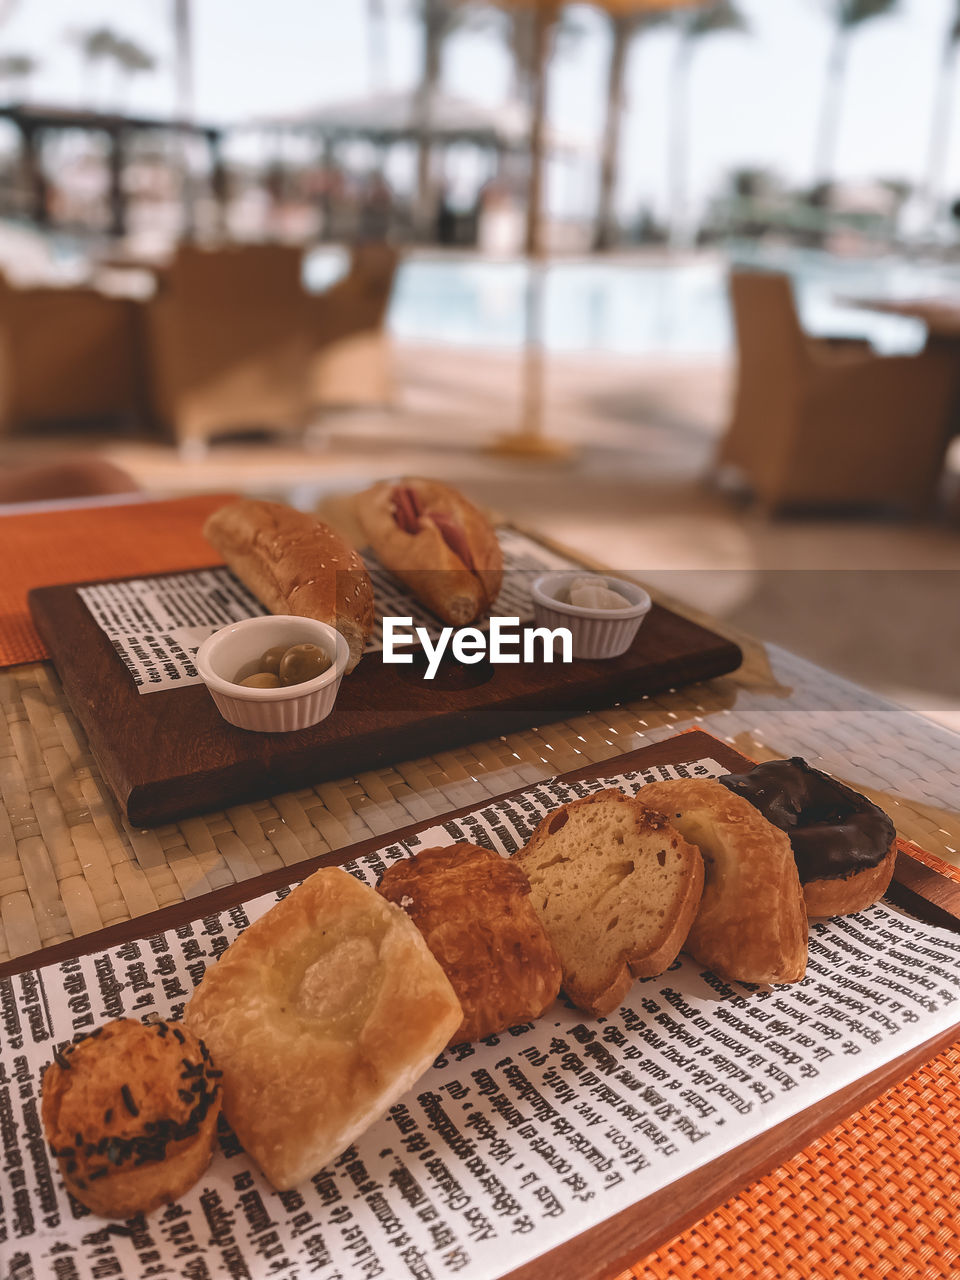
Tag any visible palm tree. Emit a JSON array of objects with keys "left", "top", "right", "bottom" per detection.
[
  {"left": 172, "top": 0, "right": 193, "bottom": 120},
  {"left": 73, "top": 28, "right": 154, "bottom": 111},
  {"left": 0, "top": 53, "right": 38, "bottom": 101},
  {"left": 669, "top": 0, "right": 747, "bottom": 249},
  {"left": 110, "top": 38, "right": 156, "bottom": 109},
  {"left": 594, "top": 13, "right": 669, "bottom": 251},
  {"left": 503, "top": 7, "right": 585, "bottom": 102},
  {"left": 922, "top": 0, "right": 960, "bottom": 229},
  {"left": 74, "top": 27, "right": 120, "bottom": 106},
  {"left": 367, "top": 0, "right": 389, "bottom": 89},
  {"left": 812, "top": 0, "right": 899, "bottom": 190},
  {"left": 413, "top": 0, "right": 465, "bottom": 237}
]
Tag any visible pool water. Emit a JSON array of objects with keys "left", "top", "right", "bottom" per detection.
[{"left": 305, "top": 242, "right": 960, "bottom": 357}]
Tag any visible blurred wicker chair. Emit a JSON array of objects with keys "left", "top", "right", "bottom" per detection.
[
  {"left": 144, "top": 242, "right": 399, "bottom": 449},
  {"left": 144, "top": 243, "right": 311, "bottom": 450},
  {"left": 0, "top": 272, "right": 142, "bottom": 435},
  {"left": 306, "top": 242, "right": 398, "bottom": 410},
  {"left": 719, "top": 270, "right": 960, "bottom": 514}
]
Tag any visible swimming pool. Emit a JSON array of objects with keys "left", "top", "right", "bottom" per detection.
[{"left": 305, "top": 242, "right": 960, "bottom": 357}]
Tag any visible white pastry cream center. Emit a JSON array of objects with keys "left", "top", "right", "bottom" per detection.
[{"left": 295, "top": 936, "right": 379, "bottom": 1026}]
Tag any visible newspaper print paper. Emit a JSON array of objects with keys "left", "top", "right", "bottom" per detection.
[
  {"left": 77, "top": 529, "right": 576, "bottom": 694},
  {"left": 3, "top": 756, "right": 960, "bottom": 1280}
]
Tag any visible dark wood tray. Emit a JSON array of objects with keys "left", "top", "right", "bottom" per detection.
[
  {"left": 28, "top": 568, "right": 743, "bottom": 826},
  {"left": 2, "top": 730, "right": 958, "bottom": 1280}
]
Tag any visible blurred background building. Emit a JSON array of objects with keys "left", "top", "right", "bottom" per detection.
[{"left": 0, "top": 0, "right": 958, "bottom": 722}]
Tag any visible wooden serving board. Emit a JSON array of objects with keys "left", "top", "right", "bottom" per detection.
[
  {"left": 1, "top": 731, "right": 958, "bottom": 1280},
  {"left": 28, "top": 569, "right": 742, "bottom": 826}
]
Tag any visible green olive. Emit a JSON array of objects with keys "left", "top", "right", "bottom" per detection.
[
  {"left": 239, "top": 672, "right": 281, "bottom": 688},
  {"left": 260, "top": 645, "right": 289, "bottom": 676},
  {"left": 278, "top": 643, "right": 331, "bottom": 686}
]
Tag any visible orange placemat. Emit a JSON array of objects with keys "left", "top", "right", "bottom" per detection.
[
  {"left": 0, "top": 492, "right": 233, "bottom": 667},
  {"left": 625, "top": 1038, "right": 960, "bottom": 1279}
]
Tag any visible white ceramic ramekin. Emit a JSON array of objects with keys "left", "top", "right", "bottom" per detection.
[
  {"left": 531, "top": 572, "right": 652, "bottom": 660},
  {"left": 195, "top": 615, "right": 349, "bottom": 733}
]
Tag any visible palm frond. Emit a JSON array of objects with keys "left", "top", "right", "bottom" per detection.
[
  {"left": 683, "top": 1, "right": 749, "bottom": 40},
  {"left": 0, "top": 52, "right": 36, "bottom": 77},
  {"left": 838, "top": 0, "right": 899, "bottom": 29}
]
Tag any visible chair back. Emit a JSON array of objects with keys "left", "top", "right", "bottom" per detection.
[
  {"left": 729, "top": 270, "right": 808, "bottom": 390},
  {"left": 165, "top": 243, "right": 304, "bottom": 308},
  {"left": 0, "top": 272, "right": 141, "bottom": 431},
  {"left": 146, "top": 243, "right": 311, "bottom": 440},
  {"left": 313, "top": 243, "right": 399, "bottom": 343},
  {"left": 721, "top": 270, "right": 808, "bottom": 476}
]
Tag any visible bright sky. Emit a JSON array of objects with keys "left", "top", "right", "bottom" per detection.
[{"left": 2, "top": 0, "right": 958, "bottom": 221}]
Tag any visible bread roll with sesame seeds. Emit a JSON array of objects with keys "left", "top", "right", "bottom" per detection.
[
  {"left": 40, "top": 1018, "right": 222, "bottom": 1218},
  {"left": 204, "top": 499, "right": 375, "bottom": 673}
]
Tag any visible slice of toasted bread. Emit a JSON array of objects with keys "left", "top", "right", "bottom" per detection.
[{"left": 514, "top": 789, "right": 704, "bottom": 1016}]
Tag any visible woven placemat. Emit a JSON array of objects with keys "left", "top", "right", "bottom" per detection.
[
  {"left": 2, "top": 643, "right": 959, "bottom": 965},
  {"left": 2, "top": 652, "right": 960, "bottom": 1276},
  {"left": 0, "top": 492, "right": 233, "bottom": 666},
  {"left": 625, "top": 1038, "right": 960, "bottom": 1279}
]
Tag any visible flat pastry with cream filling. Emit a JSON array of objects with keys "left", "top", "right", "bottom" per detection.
[{"left": 184, "top": 867, "right": 461, "bottom": 1190}]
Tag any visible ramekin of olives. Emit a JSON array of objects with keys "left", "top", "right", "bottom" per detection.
[{"left": 195, "top": 615, "right": 350, "bottom": 733}]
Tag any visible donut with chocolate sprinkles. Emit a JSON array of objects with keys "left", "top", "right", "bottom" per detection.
[{"left": 41, "top": 1018, "right": 222, "bottom": 1219}]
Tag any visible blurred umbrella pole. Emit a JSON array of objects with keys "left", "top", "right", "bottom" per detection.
[
  {"left": 491, "top": 2, "right": 568, "bottom": 458},
  {"left": 490, "top": 0, "right": 705, "bottom": 459}
]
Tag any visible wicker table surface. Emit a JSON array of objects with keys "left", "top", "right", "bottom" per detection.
[
  {"left": 2, "top": 593, "right": 960, "bottom": 1279},
  {"left": 1, "top": 632, "right": 958, "bottom": 968}
]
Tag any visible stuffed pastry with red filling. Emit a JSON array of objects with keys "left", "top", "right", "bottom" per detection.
[{"left": 354, "top": 478, "right": 503, "bottom": 625}]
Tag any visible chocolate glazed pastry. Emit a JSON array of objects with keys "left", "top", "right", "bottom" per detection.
[{"left": 719, "top": 758, "right": 897, "bottom": 918}]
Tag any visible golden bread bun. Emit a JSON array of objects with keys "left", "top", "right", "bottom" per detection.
[
  {"left": 204, "top": 499, "right": 375, "bottom": 673},
  {"left": 41, "top": 1018, "right": 222, "bottom": 1218},
  {"left": 354, "top": 477, "right": 502, "bottom": 625},
  {"left": 637, "top": 778, "right": 808, "bottom": 984},
  {"left": 378, "top": 842, "right": 562, "bottom": 1044}
]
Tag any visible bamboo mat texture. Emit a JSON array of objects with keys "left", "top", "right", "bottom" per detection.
[{"left": 2, "top": 496, "right": 960, "bottom": 1277}]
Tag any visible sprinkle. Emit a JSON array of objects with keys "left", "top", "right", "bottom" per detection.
[
  {"left": 75, "top": 1132, "right": 83, "bottom": 1146},
  {"left": 53, "top": 1048, "right": 71, "bottom": 1070},
  {"left": 89, "top": 1168, "right": 108, "bottom": 1181},
  {"left": 121, "top": 1085, "right": 139, "bottom": 1118},
  {"left": 106, "top": 1140, "right": 123, "bottom": 1165},
  {"left": 90, "top": 1027, "right": 104, "bottom": 1038},
  {"left": 172, "top": 1028, "right": 185, "bottom": 1044},
  {"left": 178, "top": 1089, "right": 193, "bottom": 1105},
  {"left": 206, "top": 1068, "right": 223, "bottom": 1078},
  {"left": 104, "top": 1109, "right": 113, "bottom": 1125},
  {"left": 154, "top": 1022, "right": 169, "bottom": 1037},
  {"left": 66, "top": 1160, "right": 77, "bottom": 1174}
]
